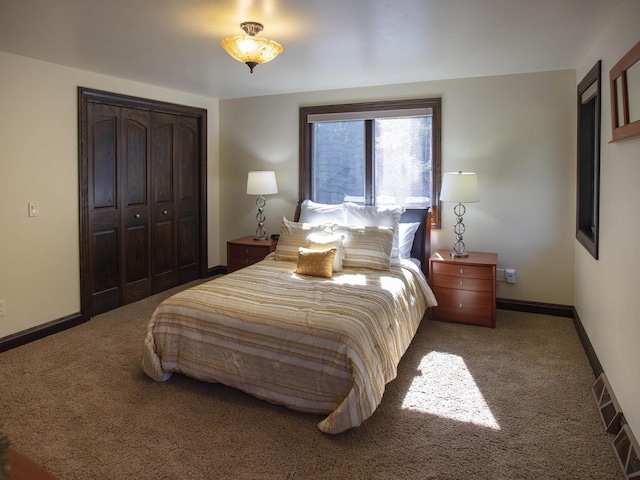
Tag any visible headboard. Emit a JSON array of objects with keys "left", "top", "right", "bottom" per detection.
[
  {"left": 401, "top": 208, "right": 431, "bottom": 276},
  {"left": 293, "top": 204, "right": 432, "bottom": 276}
]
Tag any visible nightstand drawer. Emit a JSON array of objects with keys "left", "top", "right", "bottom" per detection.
[
  {"left": 228, "top": 244, "right": 270, "bottom": 259},
  {"left": 431, "top": 262, "right": 493, "bottom": 279},
  {"left": 431, "top": 275, "right": 493, "bottom": 292},
  {"left": 431, "top": 287, "right": 494, "bottom": 326},
  {"left": 227, "top": 236, "right": 277, "bottom": 273}
]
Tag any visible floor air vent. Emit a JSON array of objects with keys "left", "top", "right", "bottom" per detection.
[
  {"left": 593, "top": 373, "right": 640, "bottom": 479},
  {"left": 613, "top": 425, "right": 640, "bottom": 480},
  {"left": 592, "top": 373, "right": 623, "bottom": 434}
]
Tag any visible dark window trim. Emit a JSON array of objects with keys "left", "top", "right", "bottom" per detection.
[
  {"left": 576, "top": 62, "right": 601, "bottom": 259},
  {"left": 299, "top": 98, "right": 442, "bottom": 228}
]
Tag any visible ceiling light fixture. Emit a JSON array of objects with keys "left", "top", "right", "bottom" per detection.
[{"left": 221, "top": 22, "right": 283, "bottom": 74}]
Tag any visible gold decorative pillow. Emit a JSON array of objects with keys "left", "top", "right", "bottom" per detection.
[{"left": 295, "top": 247, "right": 337, "bottom": 278}]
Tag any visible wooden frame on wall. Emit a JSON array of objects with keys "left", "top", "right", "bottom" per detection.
[{"left": 610, "top": 40, "right": 640, "bottom": 142}]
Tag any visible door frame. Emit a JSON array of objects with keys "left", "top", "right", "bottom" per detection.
[{"left": 78, "top": 87, "right": 208, "bottom": 322}]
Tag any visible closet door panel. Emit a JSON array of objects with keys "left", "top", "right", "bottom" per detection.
[
  {"left": 151, "top": 112, "right": 177, "bottom": 293},
  {"left": 178, "top": 216, "right": 198, "bottom": 282},
  {"left": 92, "top": 119, "right": 118, "bottom": 209},
  {"left": 152, "top": 220, "right": 175, "bottom": 292},
  {"left": 91, "top": 228, "right": 119, "bottom": 315},
  {"left": 124, "top": 115, "right": 148, "bottom": 206},
  {"left": 122, "top": 109, "right": 152, "bottom": 304}
]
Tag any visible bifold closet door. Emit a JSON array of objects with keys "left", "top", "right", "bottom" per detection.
[
  {"left": 87, "top": 104, "right": 151, "bottom": 316},
  {"left": 150, "top": 113, "right": 200, "bottom": 294}
]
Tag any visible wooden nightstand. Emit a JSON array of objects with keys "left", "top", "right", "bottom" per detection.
[
  {"left": 227, "top": 236, "right": 277, "bottom": 273},
  {"left": 428, "top": 249, "right": 498, "bottom": 328}
]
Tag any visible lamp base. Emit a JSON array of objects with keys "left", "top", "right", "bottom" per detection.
[
  {"left": 450, "top": 251, "right": 470, "bottom": 258},
  {"left": 253, "top": 235, "right": 268, "bottom": 241}
]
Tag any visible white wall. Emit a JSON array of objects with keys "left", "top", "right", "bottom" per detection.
[
  {"left": 575, "top": 0, "right": 640, "bottom": 439},
  {"left": 220, "top": 69, "right": 576, "bottom": 304},
  {"left": 0, "top": 51, "right": 220, "bottom": 338}
]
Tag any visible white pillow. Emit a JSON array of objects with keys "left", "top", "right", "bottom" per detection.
[
  {"left": 307, "top": 233, "right": 344, "bottom": 272},
  {"left": 333, "top": 225, "right": 394, "bottom": 271},
  {"left": 274, "top": 217, "right": 332, "bottom": 262},
  {"left": 399, "top": 222, "right": 421, "bottom": 259},
  {"left": 344, "top": 203, "right": 403, "bottom": 260},
  {"left": 299, "top": 200, "right": 346, "bottom": 225}
]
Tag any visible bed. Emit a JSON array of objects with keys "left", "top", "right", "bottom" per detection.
[{"left": 142, "top": 204, "right": 437, "bottom": 434}]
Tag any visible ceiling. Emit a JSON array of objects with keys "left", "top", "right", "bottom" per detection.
[{"left": 0, "top": 0, "right": 623, "bottom": 100}]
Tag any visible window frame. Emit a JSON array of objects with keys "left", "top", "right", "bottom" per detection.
[
  {"left": 576, "top": 61, "right": 601, "bottom": 259},
  {"left": 299, "top": 98, "right": 442, "bottom": 228}
]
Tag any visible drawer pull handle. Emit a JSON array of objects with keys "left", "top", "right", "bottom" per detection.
[
  {"left": 460, "top": 268, "right": 464, "bottom": 274},
  {"left": 135, "top": 213, "right": 141, "bottom": 218},
  {"left": 459, "top": 303, "right": 463, "bottom": 309},
  {"left": 459, "top": 280, "right": 463, "bottom": 286},
  {"left": 162, "top": 210, "right": 168, "bottom": 215},
  {"left": 245, "top": 248, "right": 249, "bottom": 254}
]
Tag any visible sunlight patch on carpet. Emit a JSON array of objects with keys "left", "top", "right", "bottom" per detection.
[{"left": 401, "top": 351, "right": 500, "bottom": 430}]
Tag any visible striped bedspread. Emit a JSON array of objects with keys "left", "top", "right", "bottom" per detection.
[{"left": 142, "top": 257, "right": 437, "bottom": 434}]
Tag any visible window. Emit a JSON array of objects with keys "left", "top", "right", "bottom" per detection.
[
  {"left": 300, "top": 98, "right": 442, "bottom": 227},
  {"left": 576, "top": 61, "right": 601, "bottom": 259}
]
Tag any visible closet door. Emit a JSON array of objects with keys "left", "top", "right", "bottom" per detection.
[
  {"left": 150, "top": 113, "right": 201, "bottom": 292},
  {"left": 79, "top": 87, "right": 207, "bottom": 322},
  {"left": 87, "top": 104, "right": 151, "bottom": 315},
  {"left": 151, "top": 112, "right": 178, "bottom": 293},
  {"left": 88, "top": 103, "right": 121, "bottom": 315},
  {"left": 121, "top": 108, "right": 152, "bottom": 304},
  {"left": 176, "top": 116, "right": 200, "bottom": 284}
]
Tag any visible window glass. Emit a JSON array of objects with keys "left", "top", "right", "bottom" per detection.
[
  {"left": 374, "top": 117, "right": 431, "bottom": 207},
  {"left": 312, "top": 121, "right": 365, "bottom": 204}
]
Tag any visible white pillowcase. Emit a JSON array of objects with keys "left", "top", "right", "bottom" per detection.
[
  {"left": 398, "top": 222, "right": 421, "bottom": 259},
  {"left": 299, "top": 199, "right": 346, "bottom": 224},
  {"left": 344, "top": 203, "right": 403, "bottom": 260},
  {"left": 307, "top": 232, "right": 344, "bottom": 272}
]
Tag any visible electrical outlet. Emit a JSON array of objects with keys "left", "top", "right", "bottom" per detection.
[
  {"left": 496, "top": 269, "right": 505, "bottom": 282},
  {"left": 0, "top": 300, "right": 5, "bottom": 317},
  {"left": 506, "top": 268, "right": 517, "bottom": 284}
]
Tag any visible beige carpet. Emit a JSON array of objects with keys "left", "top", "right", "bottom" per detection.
[{"left": 0, "top": 281, "right": 623, "bottom": 479}]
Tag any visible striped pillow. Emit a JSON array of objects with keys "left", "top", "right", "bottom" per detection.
[
  {"left": 274, "top": 217, "right": 332, "bottom": 262},
  {"left": 334, "top": 225, "right": 394, "bottom": 271}
]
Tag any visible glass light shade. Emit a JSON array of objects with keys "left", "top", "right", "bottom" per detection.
[
  {"left": 221, "top": 35, "right": 283, "bottom": 66},
  {"left": 440, "top": 171, "right": 479, "bottom": 203},
  {"left": 246, "top": 171, "right": 278, "bottom": 195}
]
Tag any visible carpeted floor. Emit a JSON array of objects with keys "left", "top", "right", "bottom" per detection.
[{"left": 0, "top": 281, "right": 623, "bottom": 479}]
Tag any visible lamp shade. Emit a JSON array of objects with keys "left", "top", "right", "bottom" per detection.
[
  {"left": 440, "top": 171, "right": 479, "bottom": 203},
  {"left": 221, "top": 22, "right": 282, "bottom": 73},
  {"left": 247, "top": 171, "right": 278, "bottom": 195}
]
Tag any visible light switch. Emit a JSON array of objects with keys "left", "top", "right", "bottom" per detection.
[{"left": 28, "top": 201, "right": 39, "bottom": 217}]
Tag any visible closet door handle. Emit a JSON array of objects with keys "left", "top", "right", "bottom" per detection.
[{"left": 135, "top": 214, "right": 141, "bottom": 219}]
